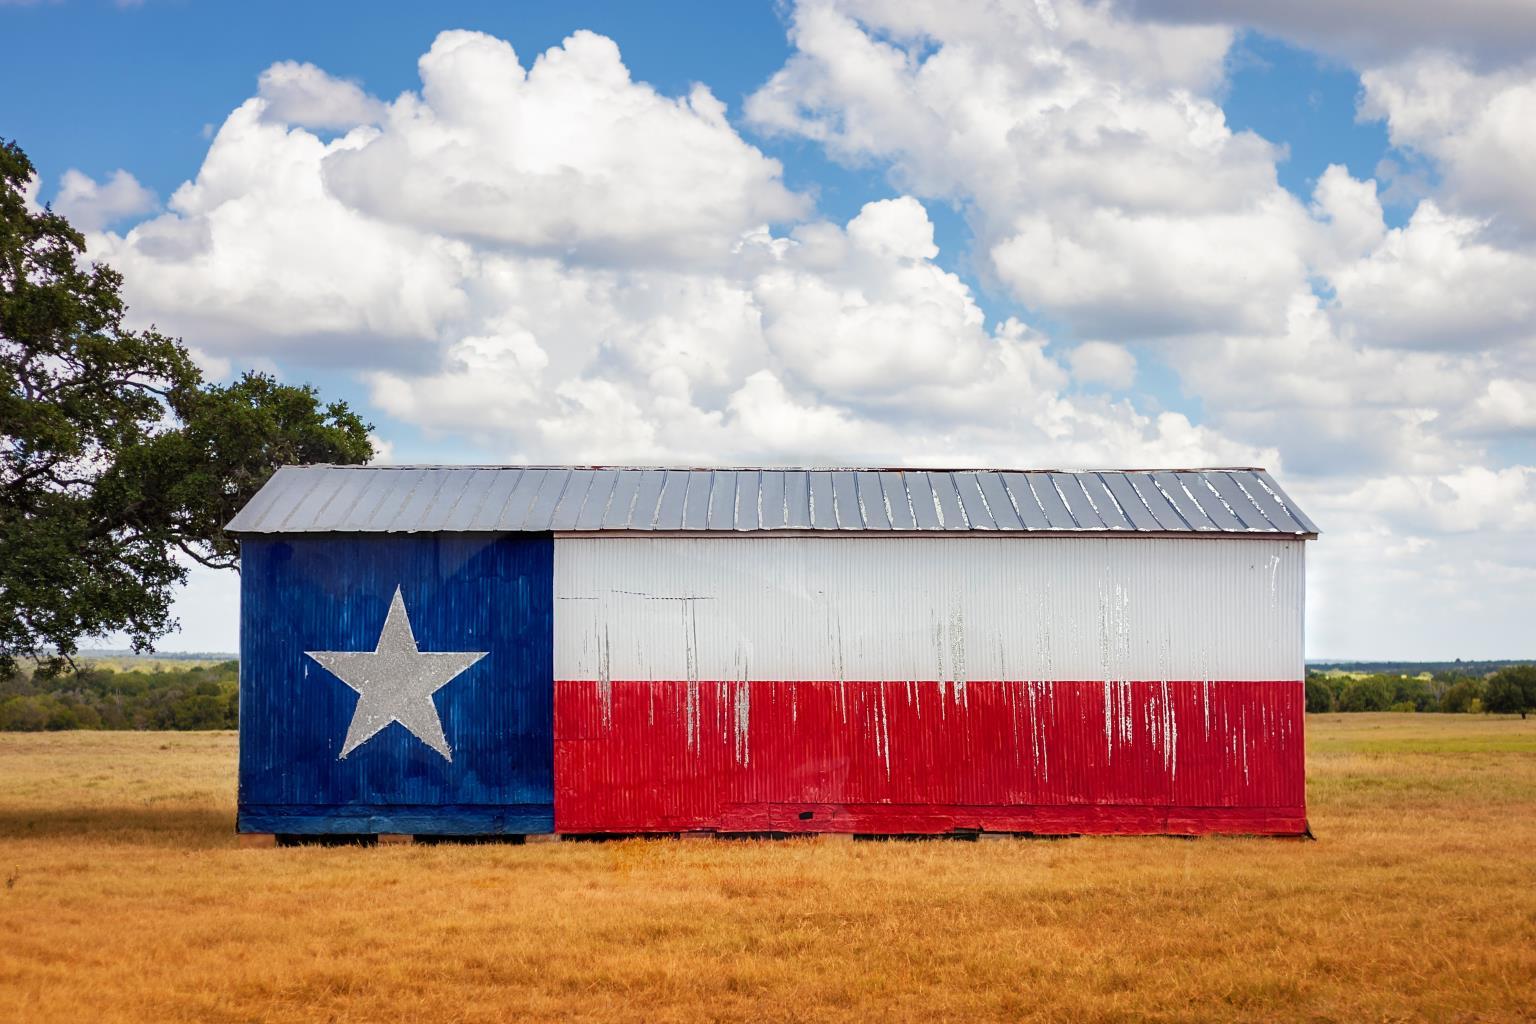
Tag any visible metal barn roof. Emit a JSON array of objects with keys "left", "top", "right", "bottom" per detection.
[{"left": 226, "top": 465, "right": 1318, "bottom": 537}]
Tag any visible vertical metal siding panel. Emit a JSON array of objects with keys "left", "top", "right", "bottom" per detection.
[
  {"left": 547, "top": 470, "right": 595, "bottom": 531},
  {"left": 239, "top": 533, "right": 554, "bottom": 834},
  {"left": 759, "top": 471, "right": 787, "bottom": 530},
  {"left": 554, "top": 677, "right": 1304, "bottom": 835},
  {"left": 554, "top": 538, "right": 1304, "bottom": 683},
  {"left": 809, "top": 472, "right": 836, "bottom": 530}
]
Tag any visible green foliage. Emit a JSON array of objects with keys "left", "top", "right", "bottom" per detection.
[
  {"left": 1482, "top": 665, "right": 1536, "bottom": 718},
  {"left": 1440, "top": 677, "right": 1486, "bottom": 714},
  {"left": 1304, "top": 667, "right": 1532, "bottom": 715},
  {"left": 1305, "top": 673, "right": 1335, "bottom": 713},
  {"left": 1387, "top": 675, "right": 1440, "bottom": 712},
  {"left": 0, "top": 660, "right": 238, "bottom": 731},
  {"left": 1, "top": 139, "right": 372, "bottom": 675},
  {"left": 1337, "top": 676, "right": 1396, "bottom": 712}
]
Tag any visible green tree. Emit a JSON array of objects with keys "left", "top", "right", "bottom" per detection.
[
  {"left": 1304, "top": 673, "right": 1334, "bottom": 713},
  {"left": 1483, "top": 665, "right": 1536, "bottom": 719},
  {"left": 1440, "top": 677, "right": 1484, "bottom": 714},
  {"left": 1389, "top": 676, "right": 1436, "bottom": 712},
  {"left": 1338, "top": 676, "right": 1395, "bottom": 712},
  {"left": 1, "top": 139, "right": 372, "bottom": 675}
]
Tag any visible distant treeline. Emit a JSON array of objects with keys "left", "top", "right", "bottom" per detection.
[
  {"left": 0, "top": 661, "right": 238, "bottom": 731},
  {"left": 1307, "top": 660, "right": 1527, "bottom": 676},
  {"left": 1307, "top": 666, "right": 1535, "bottom": 716}
]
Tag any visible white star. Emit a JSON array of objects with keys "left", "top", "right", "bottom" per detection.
[{"left": 305, "top": 586, "right": 487, "bottom": 762}]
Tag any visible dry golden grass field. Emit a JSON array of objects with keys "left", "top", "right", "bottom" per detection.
[{"left": 1, "top": 715, "right": 1533, "bottom": 1024}]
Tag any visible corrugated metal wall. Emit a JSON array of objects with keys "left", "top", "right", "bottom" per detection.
[
  {"left": 553, "top": 536, "right": 1306, "bottom": 835},
  {"left": 555, "top": 537, "right": 1304, "bottom": 682},
  {"left": 239, "top": 534, "right": 554, "bottom": 835}
]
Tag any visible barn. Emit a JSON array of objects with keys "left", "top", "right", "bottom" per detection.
[{"left": 227, "top": 465, "right": 1319, "bottom": 839}]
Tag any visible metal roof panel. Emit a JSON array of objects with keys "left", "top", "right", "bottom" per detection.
[
  {"left": 1100, "top": 473, "right": 1159, "bottom": 531},
  {"left": 758, "top": 470, "right": 787, "bottom": 530},
  {"left": 227, "top": 465, "right": 1318, "bottom": 537},
  {"left": 857, "top": 471, "right": 890, "bottom": 530},
  {"left": 880, "top": 472, "right": 917, "bottom": 530}
]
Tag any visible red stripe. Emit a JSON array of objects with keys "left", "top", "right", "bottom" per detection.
[{"left": 554, "top": 680, "right": 1306, "bottom": 835}]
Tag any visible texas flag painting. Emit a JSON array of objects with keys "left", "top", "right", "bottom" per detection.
[{"left": 236, "top": 534, "right": 554, "bottom": 836}]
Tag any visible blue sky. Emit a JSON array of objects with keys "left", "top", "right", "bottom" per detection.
[
  {"left": 4, "top": 1, "right": 1397, "bottom": 447},
  {"left": 4, "top": 1, "right": 1534, "bottom": 657}
]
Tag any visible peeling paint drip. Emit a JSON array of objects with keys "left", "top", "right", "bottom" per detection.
[
  {"left": 948, "top": 603, "right": 967, "bottom": 704},
  {"left": 684, "top": 601, "right": 700, "bottom": 750},
  {"left": 732, "top": 679, "right": 751, "bottom": 766},
  {"left": 932, "top": 616, "right": 947, "bottom": 710},
  {"left": 596, "top": 622, "right": 613, "bottom": 730}
]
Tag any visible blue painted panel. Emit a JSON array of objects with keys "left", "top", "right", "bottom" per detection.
[{"left": 238, "top": 533, "right": 554, "bottom": 834}]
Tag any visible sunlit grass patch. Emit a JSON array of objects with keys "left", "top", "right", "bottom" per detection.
[{"left": 1, "top": 716, "right": 1533, "bottom": 1023}]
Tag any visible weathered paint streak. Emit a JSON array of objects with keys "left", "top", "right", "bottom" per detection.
[
  {"left": 554, "top": 679, "right": 1306, "bottom": 835},
  {"left": 238, "top": 534, "right": 555, "bottom": 834}
]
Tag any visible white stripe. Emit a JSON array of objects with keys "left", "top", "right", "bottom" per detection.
[{"left": 554, "top": 536, "right": 1304, "bottom": 683}]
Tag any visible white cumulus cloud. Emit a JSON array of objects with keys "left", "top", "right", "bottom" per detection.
[
  {"left": 52, "top": 168, "right": 156, "bottom": 231},
  {"left": 257, "top": 61, "right": 388, "bottom": 130}
]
